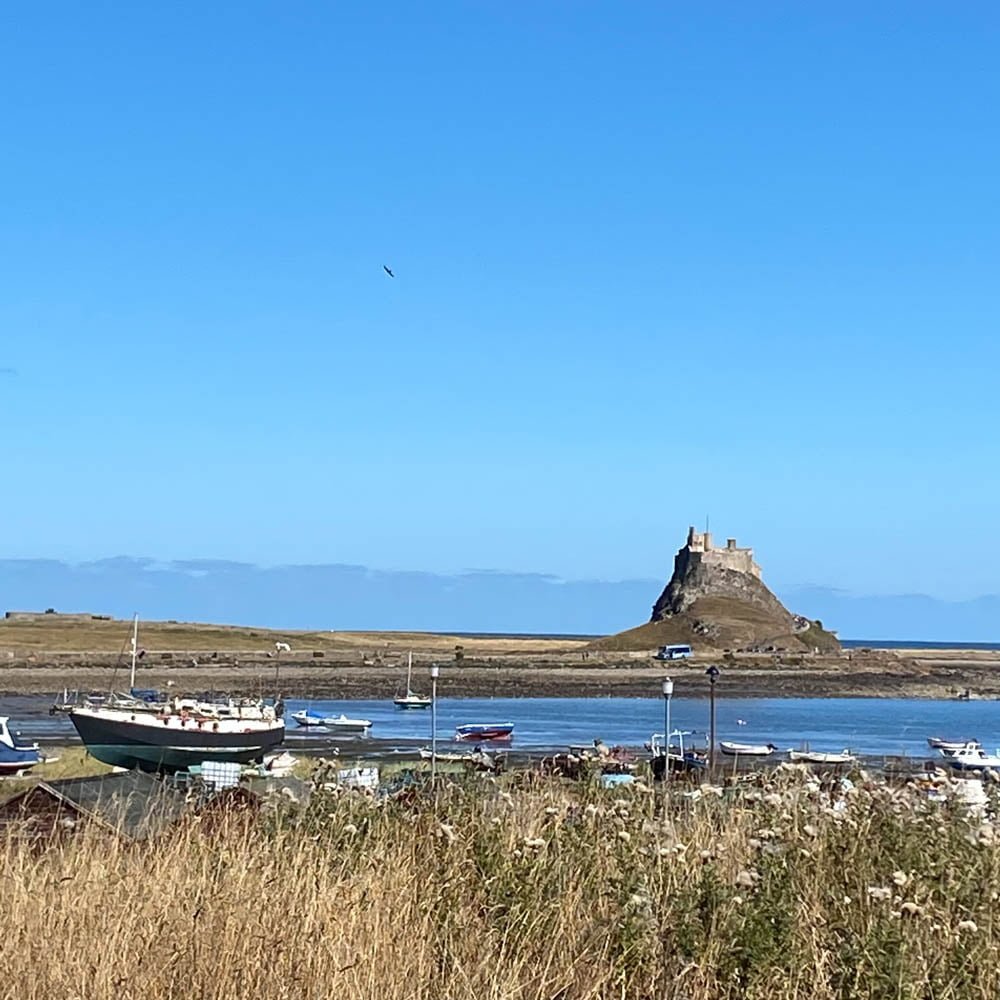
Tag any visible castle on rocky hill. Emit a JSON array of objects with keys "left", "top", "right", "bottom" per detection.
[
  {"left": 677, "top": 528, "right": 762, "bottom": 579},
  {"left": 650, "top": 525, "right": 790, "bottom": 624}
]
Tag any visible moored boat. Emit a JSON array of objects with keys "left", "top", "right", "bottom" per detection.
[
  {"left": 455, "top": 723, "right": 514, "bottom": 741},
  {"left": 719, "top": 740, "right": 777, "bottom": 757},
  {"left": 322, "top": 714, "right": 372, "bottom": 735},
  {"left": 393, "top": 652, "right": 432, "bottom": 709},
  {"left": 0, "top": 718, "right": 42, "bottom": 775},
  {"left": 291, "top": 711, "right": 327, "bottom": 728}
]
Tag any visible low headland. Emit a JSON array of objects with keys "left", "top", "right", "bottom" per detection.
[
  {"left": 1, "top": 612, "right": 998, "bottom": 701},
  {"left": 2, "top": 527, "right": 996, "bottom": 702}
]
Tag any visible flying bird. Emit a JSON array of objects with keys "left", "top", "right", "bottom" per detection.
[{"left": 383, "top": 265, "right": 394, "bottom": 278}]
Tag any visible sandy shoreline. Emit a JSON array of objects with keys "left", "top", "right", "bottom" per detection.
[
  {"left": 3, "top": 651, "right": 1000, "bottom": 701},
  {"left": 2, "top": 620, "right": 999, "bottom": 700}
]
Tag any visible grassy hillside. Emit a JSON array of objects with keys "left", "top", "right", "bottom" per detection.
[
  {"left": 0, "top": 615, "right": 586, "bottom": 655},
  {"left": 589, "top": 596, "right": 840, "bottom": 654}
]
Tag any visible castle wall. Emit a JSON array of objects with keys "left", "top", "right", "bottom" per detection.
[{"left": 681, "top": 528, "right": 761, "bottom": 578}]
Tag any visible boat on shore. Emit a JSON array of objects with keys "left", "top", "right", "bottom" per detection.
[
  {"left": 788, "top": 749, "right": 855, "bottom": 765},
  {"left": 0, "top": 718, "right": 43, "bottom": 775},
  {"left": 66, "top": 703, "right": 285, "bottom": 772},
  {"left": 719, "top": 740, "right": 777, "bottom": 757},
  {"left": 940, "top": 744, "right": 1000, "bottom": 771},
  {"left": 928, "top": 736, "right": 980, "bottom": 753},
  {"left": 393, "top": 653, "right": 432, "bottom": 709},
  {"left": 455, "top": 723, "right": 514, "bottom": 741}
]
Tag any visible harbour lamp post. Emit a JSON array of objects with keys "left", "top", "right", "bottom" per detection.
[
  {"left": 661, "top": 676, "right": 674, "bottom": 785},
  {"left": 706, "top": 665, "right": 720, "bottom": 772},
  {"left": 430, "top": 663, "right": 440, "bottom": 783}
]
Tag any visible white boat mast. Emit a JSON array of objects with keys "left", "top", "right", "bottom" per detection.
[
  {"left": 129, "top": 613, "right": 139, "bottom": 690},
  {"left": 406, "top": 651, "right": 413, "bottom": 693}
]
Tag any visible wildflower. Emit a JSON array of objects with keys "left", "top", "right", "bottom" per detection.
[
  {"left": 523, "top": 837, "right": 546, "bottom": 850},
  {"left": 763, "top": 793, "right": 783, "bottom": 807},
  {"left": 438, "top": 823, "right": 456, "bottom": 844},
  {"left": 735, "top": 869, "right": 757, "bottom": 888},
  {"left": 343, "top": 823, "right": 358, "bottom": 836},
  {"left": 891, "top": 870, "right": 908, "bottom": 887},
  {"left": 803, "top": 823, "right": 818, "bottom": 838},
  {"left": 867, "top": 886, "right": 892, "bottom": 902},
  {"left": 544, "top": 806, "right": 558, "bottom": 816},
  {"left": 732, "top": 895, "right": 744, "bottom": 906},
  {"left": 958, "top": 919, "right": 979, "bottom": 933},
  {"left": 699, "top": 849, "right": 713, "bottom": 862},
  {"left": 617, "top": 830, "right": 631, "bottom": 844},
  {"left": 843, "top": 896, "right": 852, "bottom": 905},
  {"left": 900, "top": 901, "right": 924, "bottom": 918}
]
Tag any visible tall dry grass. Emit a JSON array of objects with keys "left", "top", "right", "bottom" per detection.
[{"left": 2, "top": 770, "right": 999, "bottom": 999}]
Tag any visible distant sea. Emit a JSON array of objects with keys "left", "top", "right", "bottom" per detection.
[{"left": 440, "top": 632, "right": 1000, "bottom": 651}]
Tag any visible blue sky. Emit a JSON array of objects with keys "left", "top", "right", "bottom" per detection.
[{"left": 1, "top": 3, "right": 999, "bottom": 615}]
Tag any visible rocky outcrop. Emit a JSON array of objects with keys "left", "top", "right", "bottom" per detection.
[{"left": 650, "top": 527, "right": 793, "bottom": 627}]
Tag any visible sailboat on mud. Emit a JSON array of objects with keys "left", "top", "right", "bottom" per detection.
[
  {"left": 393, "top": 652, "right": 431, "bottom": 709},
  {"left": 56, "top": 615, "right": 285, "bottom": 773}
]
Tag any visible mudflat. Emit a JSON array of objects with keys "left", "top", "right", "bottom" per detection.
[{"left": 0, "top": 616, "right": 997, "bottom": 700}]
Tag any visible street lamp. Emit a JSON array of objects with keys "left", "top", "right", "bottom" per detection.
[
  {"left": 430, "top": 663, "right": 440, "bottom": 782},
  {"left": 706, "top": 665, "right": 720, "bottom": 772},
  {"left": 661, "top": 676, "right": 674, "bottom": 784}
]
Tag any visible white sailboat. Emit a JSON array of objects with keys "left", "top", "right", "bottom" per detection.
[{"left": 393, "top": 652, "right": 431, "bottom": 709}]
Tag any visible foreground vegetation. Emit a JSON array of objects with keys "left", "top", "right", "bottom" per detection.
[{"left": 2, "top": 767, "right": 998, "bottom": 999}]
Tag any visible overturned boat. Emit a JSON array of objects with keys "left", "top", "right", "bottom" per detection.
[
  {"left": 719, "top": 740, "right": 777, "bottom": 757},
  {"left": 455, "top": 723, "right": 514, "bottom": 741},
  {"left": 787, "top": 748, "right": 855, "bottom": 765}
]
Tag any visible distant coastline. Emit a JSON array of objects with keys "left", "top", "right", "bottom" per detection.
[{"left": 437, "top": 631, "right": 1000, "bottom": 651}]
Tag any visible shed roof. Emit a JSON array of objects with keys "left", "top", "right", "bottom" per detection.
[{"left": 1, "top": 770, "right": 189, "bottom": 840}]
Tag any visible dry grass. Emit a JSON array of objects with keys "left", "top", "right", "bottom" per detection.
[
  {"left": 2, "top": 769, "right": 999, "bottom": 999},
  {"left": 0, "top": 615, "right": 585, "bottom": 655}
]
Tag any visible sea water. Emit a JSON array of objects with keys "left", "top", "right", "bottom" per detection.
[{"left": 13, "top": 694, "right": 999, "bottom": 759}]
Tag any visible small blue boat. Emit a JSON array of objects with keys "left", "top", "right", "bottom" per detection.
[
  {"left": 0, "top": 717, "right": 42, "bottom": 775},
  {"left": 455, "top": 723, "right": 514, "bottom": 741}
]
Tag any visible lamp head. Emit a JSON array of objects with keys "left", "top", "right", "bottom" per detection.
[
  {"left": 705, "top": 665, "right": 720, "bottom": 682},
  {"left": 430, "top": 664, "right": 440, "bottom": 680},
  {"left": 661, "top": 677, "right": 674, "bottom": 697}
]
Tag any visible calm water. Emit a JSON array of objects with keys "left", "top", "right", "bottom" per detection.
[
  {"left": 12, "top": 695, "right": 1000, "bottom": 759},
  {"left": 281, "top": 696, "right": 1000, "bottom": 757}
]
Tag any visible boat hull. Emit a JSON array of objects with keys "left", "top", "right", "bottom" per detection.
[
  {"left": 719, "top": 742, "right": 774, "bottom": 757},
  {"left": 456, "top": 724, "right": 514, "bottom": 741},
  {"left": 788, "top": 751, "right": 854, "bottom": 765},
  {"left": 69, "top": 711, "right": 284, "bottom": 773},
  {"left": 0, "top": 755, "right": 40, "bottom": 775}
]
